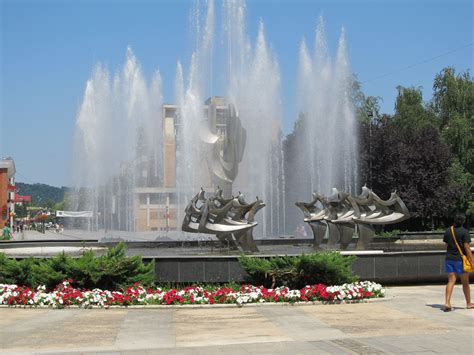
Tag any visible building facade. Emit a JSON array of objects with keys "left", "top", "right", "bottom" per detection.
[
  {"left": 0, "top": 158, "right": 16, "bottom": 229},
  {"left": 131, "top": 104, "right": 178, "bottom": 232}
]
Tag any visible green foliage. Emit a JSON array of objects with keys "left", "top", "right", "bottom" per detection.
[
  {"left": 239, "top": 255, "right": 298, "bottom": 287},
  {"left": 0, "top": 243, "right": 154, "bottom": 290},
  {"left": 376, "top": 229, "right": 403, "bottom": 238},
  {"left": 357, "top": 96, "right": 383, "bottom": 125},
  {"left": 394, "top": 86, "right": 436, "bottom": 133},
  {"left": 14, "top": 203, "right": 29, "bottom": 218},
  {"left": 239, "top": 252, "right": 357, "bottom": 289},
  {"left": 430, "top": 68, "right": 474, "bottom": 218},
  {"left": 54, "top": 191, "right": 73, "bottom": 212},
  {"left": 0, "top": 253, "right": 38, "bottom": 286},
  {"left": 365, "top": 118, "right": 456, "bottom": 225},
  {"left": 297, "top": 252, "right": 358, "bottom": 287},
  {"left": 80, "top": 243, "right": 155, "bottom": 290},
  {"left": 16, "top": 182, "right": 68, "bottom": 208}
]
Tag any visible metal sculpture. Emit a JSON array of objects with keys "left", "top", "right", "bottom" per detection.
[
  {"left": 296, "top": 187, "right": 410, "bottom": 250},
  {"left": 182, "top": 187, "right": 264, "bottom": 252},
  {"left": 200, "top": 100, "right": 246, "bottom": 197}
]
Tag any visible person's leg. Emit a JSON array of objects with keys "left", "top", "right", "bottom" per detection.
[
  {"left": 445, "top": 272, "right": 457, "bottom": 310},
  {"left": 459, "top": 273, "right": 473, "bottom": 308}
]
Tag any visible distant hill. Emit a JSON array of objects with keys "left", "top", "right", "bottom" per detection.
[{"left": 16, "top": 182, "right": 68, "bottom": 207}]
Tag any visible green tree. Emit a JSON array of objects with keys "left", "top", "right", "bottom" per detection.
[
  {"left": 14, "top": 203, "right": 29, "bottom": 218},
  {"left": 394, "top": 86, "right": 436, "bottom": 132},
  {"left": 368, "top": 118, "right": 457, "bottom": 228},
  {"left": 430, "top": 68, "right": 473, "bottom": 217},
  {"left": 357, "top": 96, "right": 383, "bottom": 188},
  {"left": 54, "top": 191, "right": 72, "bottom": 211}
]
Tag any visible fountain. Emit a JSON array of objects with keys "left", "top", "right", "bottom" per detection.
[
  {"left": 175, "top": 0, "right": 284, "bottom": 238},
  {"left": 71, "top": 0, "right": 356, "bottom": 242},
  {"left": 72, "top": 48, "right": 163, "bottom": 232},
  {"left": 2, "top": 0, "right": 451, "bottom": 285},
  {"left": 285, "top": 17, "right": 358, "bottom": 235}
]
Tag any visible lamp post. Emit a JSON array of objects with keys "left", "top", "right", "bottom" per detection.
[{"left": 8, "top": 177, "right": 15, "bottom": 229}]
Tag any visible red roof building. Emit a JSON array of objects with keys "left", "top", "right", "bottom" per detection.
[{"left": 15, "top": 194, "right": 32, "bottom": 204}]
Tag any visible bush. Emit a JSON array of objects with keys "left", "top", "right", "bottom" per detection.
[
  {"left": 0, "top": 253, "right": 39, "bottom": 286},
  {"left": 239, "top": 252, "right": 358, "bottom": 288},
  {"left": 0, "top": 243, "right": 154, "bottom": 290},
  {"left": 297, "top": 252, "right": 357, "bottom": 287},
  {"left": 239, "top": 255, "right": 298, "bottom": 288}
]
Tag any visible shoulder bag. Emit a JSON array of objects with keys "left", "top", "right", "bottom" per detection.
[{"left": 450, "top": 226, "right": 474, "bottom": 273}]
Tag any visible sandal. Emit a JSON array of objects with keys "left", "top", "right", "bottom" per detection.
[{"left": 443, "top": 306, "right": 453, "bottom": 312}]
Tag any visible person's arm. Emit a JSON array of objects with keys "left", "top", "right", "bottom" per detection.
[{"left": 464, "top": 242, "right": 474, "bottom": 264}]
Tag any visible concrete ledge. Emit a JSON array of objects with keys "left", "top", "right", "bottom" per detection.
[
  {"left": 0, "top": 297, "right": 389, "bottom": 309},
  {"left": 2, "top": 243, "right": 473, "bottom": 284}
]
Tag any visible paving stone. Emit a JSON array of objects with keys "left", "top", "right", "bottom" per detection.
[{"left": 0, "top": 285, "right": 473, "bottom": 354}]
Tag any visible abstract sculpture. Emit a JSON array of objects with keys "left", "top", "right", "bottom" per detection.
[
  {"left": 296, "top": 187, "right": 410, "bottom": 250},
  {"left": 182, "top": 187, "right": 264, "bottom": 252},
  {"left": 200, "top": 100, "right": 246, "bottom": 197}
]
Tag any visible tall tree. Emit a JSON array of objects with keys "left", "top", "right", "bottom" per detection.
[
  {"left": 394, "top": 86, "right": 436, "bottom": 132},
  {"left": 430, "top": 68, "right": 474, "bottom": 216},
  {"left": 369, "top": 118, "right": 456, "bottom": 228}
]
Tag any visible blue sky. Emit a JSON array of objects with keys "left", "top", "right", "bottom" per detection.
[{"left": 1, "top": 0, "right": 472, "bottom": 187}]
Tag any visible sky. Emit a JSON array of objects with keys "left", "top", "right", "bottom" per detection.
[{"left": 1, "top": 0, "right": 472, "bottom": 187}]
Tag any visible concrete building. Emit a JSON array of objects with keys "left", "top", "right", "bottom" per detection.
[
  {"left": 0, "top": 158, "right": 16, "bottom": 229},
  {"left": 132, "top": 104, "right": 178, "bottom": 232}
]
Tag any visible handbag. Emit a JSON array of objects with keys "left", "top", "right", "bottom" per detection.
[{"left": 450, "top": 226, "right": 474, "bottom": 273}]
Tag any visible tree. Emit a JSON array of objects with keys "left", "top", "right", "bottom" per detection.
[
  {"left": 14, "top": 203, "right": 29, "bottom": 218},
  {"left": 394, "top": 86, "right": 436, "bottom": 133},
  {"left": 430, "top": 68, "right": 473, "bottom": 217},
  {"left": 358, "top": 96, "right": 383, "bottom": 188},
  {"left": 356, "top": 68, "right": 472, "bottom": 228},
  {"left": 369, "top": 119, "right": 457, "bottom": 228}
]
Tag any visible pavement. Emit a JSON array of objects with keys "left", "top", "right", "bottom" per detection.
[{"left": 1, "top": 285, "right": 473, "bottom": 354}]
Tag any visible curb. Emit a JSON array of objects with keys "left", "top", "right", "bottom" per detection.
[{"left": 0, "top": 296, "right": 389, "bottom": 309}]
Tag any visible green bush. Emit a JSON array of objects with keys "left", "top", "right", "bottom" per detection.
[
  {"left": 297, "top": 252, "right": 357, "bottom": 287},
  {"left": 0, "top": 243, "right": 154, "bottom": 290},
  {"left": 0, "top": 253, "right": 39, "bottom": 286},
  {"left": 239, "top": 255, "right": 298, "bottom": 288},
  {"left": 239, "top": 252, "right": 357, "bottom": 288}
]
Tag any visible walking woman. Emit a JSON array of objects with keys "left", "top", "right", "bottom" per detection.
[{"left": 443, "top": 213, "right": 474, "bottom": 311}]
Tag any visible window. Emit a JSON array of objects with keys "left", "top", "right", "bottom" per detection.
[{"left": 149, "top": 193, "right": 166, "bottom": 205}]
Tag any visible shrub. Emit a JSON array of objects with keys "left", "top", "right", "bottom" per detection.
[
  {"left": 239, "top": 252, "right": 357, "bottom": 288},
  {"left": 296, "top": 252, "right": 358, "bottom": 287},
  {"left": 79, "top": 243, "right": 155, "bottom": 290},
  {"left": 0, "top": 243, "right": 154, "bottom": 290},
  {"left": 239, "top": 255, "right": 298, "bottom": 288},
  {"left": 0, "top": 254, "right": 47, "bottom": 287}
]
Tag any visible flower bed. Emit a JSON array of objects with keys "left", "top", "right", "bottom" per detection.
[{"left": 0, "top": 280, "right": 385, "bottom": 308}]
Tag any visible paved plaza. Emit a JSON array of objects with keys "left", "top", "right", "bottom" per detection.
[{"left": 0, "top": 285, "right": 473, "bottom": 354}]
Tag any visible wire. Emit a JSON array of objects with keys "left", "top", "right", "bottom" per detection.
[{"left": 362, "top": 43, "right": 473, "bottom": 84}]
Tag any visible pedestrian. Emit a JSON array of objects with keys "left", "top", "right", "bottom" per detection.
[
  {"left": 2, "top": 224, "right": 11, "bottom": 240},
  {"left": 443, "top": 212, "right": 474, "bottom": 311}
]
